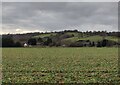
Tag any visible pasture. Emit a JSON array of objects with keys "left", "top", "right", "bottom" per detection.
[{"left": 2, "top": 47, "right": 120, "bottom": 83}]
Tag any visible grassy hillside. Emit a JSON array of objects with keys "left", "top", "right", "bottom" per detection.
[
  {"left": 2, "top": 31, "right": 120, "bottom": 47},
  {"left": 33, "top": 33, "right": 57, "bottom": 38},
  {"left": 33, "top": 32, "right": 119, "bottom": 43},
  {"left": 63, "top": 35, "right": 119, "bottom": 43}
]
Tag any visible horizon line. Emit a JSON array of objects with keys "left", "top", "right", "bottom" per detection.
[{"left": 1, "top": 30, "right": 119, "bottom": 35}]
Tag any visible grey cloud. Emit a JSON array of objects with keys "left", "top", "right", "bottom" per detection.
[{"left": 2, "top": 2, "right": 118, "bottom": 34}]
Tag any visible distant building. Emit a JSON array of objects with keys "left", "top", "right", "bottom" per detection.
[{"left": 24, "top": 43, "right": 28, "bottom": 47}]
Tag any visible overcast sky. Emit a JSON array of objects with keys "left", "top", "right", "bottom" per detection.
[{"left": 2, "top": 2, "right": 118, "bottom": 34}]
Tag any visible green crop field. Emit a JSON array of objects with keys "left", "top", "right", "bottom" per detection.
[{"left": 2, "top": 47, "right": 120, "bottom": 83}]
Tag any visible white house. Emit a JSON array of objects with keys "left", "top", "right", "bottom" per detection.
[{"left": 24, "top": 43, "right": 28, "bottom": 47}]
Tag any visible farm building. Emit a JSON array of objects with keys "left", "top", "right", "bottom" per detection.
[{"left": 24, "top": 43, "right": 28, "bottom": 47}]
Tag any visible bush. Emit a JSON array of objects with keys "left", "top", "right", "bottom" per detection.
[
  {"left": 43, "top": 37, "right": 52, "bottom": 46},
  {"left": 14, "top": 42, "right": 22, "bottom": 47},
  {"left": 2, "top": 37, "right": 15, "bottom": 47},
  {"left": 28, "top": 38, "right": 37, "bottom": 45}
]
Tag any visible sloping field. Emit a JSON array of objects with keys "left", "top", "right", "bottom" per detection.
[{"left": 63, "top": 35, "right": 119, "bottom": 43}]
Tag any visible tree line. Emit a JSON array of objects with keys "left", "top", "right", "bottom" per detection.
[
  {"left": 1, "top": 30, "right": 120, "bottom": 47},
  {"left": 2, "top": 36, "right": 22, "bottom": 47},
  {"left": 26, "top": 37, "right": 118, "bottom": 47}
]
